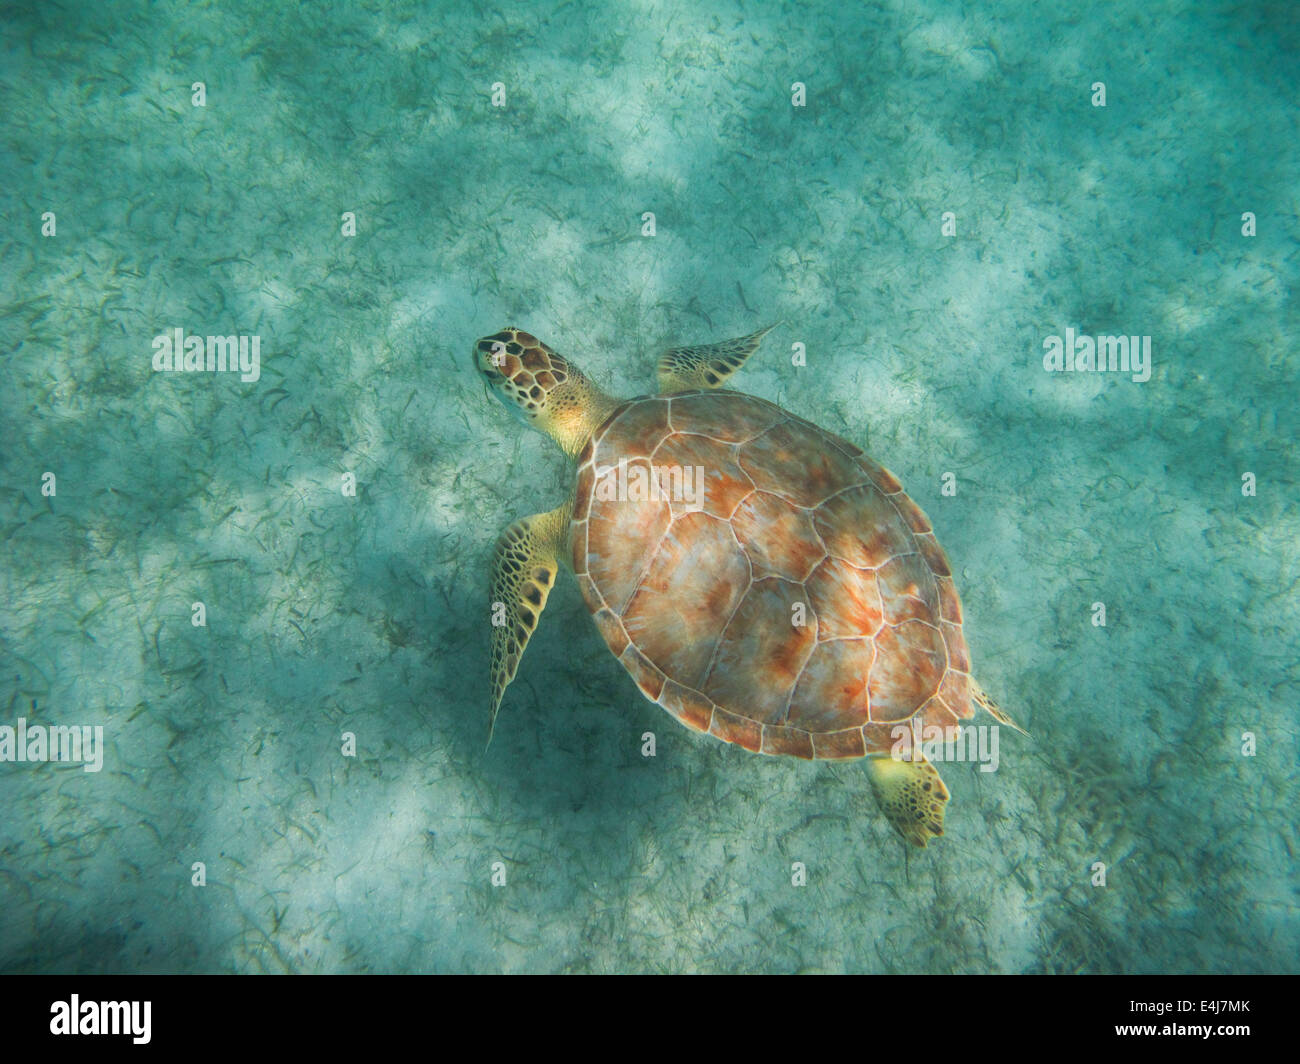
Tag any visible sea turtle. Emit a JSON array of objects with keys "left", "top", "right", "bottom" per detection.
[{"left": 472, "top": 324, "right": 1021, "bottom": 846}]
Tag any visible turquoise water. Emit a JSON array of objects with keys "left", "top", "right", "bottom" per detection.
[{"left": 1, "top": 0, "right": 1296, "bottom": 973}]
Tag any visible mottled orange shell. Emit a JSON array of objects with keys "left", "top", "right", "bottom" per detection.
[{"left": 571, "top": 391, "right": 974, "bottom": 760}]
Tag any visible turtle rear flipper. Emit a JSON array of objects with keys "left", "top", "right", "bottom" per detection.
[
  {"left": 867, "top": 755, "right": 950, "bottom": 848},
  {"left": 488, "top": 504, "right": 568, "bottom": 746}
]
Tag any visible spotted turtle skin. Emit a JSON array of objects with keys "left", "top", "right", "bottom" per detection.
[{"left": 569, "top": 390, "right": 974, "bottom": 760}]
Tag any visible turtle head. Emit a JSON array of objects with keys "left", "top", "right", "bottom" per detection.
[{"left": 471, "top": 327, "right": 617, "bottom": 457}]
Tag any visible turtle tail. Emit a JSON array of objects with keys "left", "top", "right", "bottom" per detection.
[{"left": 971, "top": 679, "right": 1029, "bottom": 737}]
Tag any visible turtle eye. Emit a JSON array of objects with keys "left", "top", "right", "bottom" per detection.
[{"left": 474, "top": 338, "right": 510, "bottom": 373}]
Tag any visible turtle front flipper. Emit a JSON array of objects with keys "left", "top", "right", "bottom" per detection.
[
  {"left": 488, "top": 504, "right": 569, "bottom": 746},
  {"left": 656, "top": 324, "right": 778, "bottom": 393},
  {"left": 866, "top": 754, "right": 950, "bottom": 847}
]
